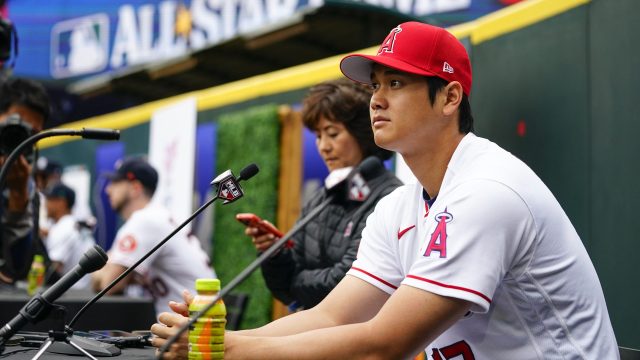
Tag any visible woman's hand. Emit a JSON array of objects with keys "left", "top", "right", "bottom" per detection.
[{"left": 245, "top": 220, "right": 278, "bottom": 252}]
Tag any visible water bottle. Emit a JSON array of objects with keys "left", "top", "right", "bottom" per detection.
[
  {"left": 27, "top": 254, "right": 45, "bottom": 295},
  {"left": 188, "top": 278, "right": 226, "bottom": 360}
]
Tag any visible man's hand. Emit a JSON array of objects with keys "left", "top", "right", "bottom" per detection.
[
  {"left": 150, "top": 290, "right": 194, "bottom": 360},
  {"left": 0, "top": 155, "right": 31, "bottom": 212}
]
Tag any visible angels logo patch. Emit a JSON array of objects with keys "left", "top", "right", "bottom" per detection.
[
  {"left": 118, "top": 235, "right": 138, "bottom": 253},
  {"left": 423, "top": 208, "right": 453, "bottom": 258},
  {"left": 377, "top": 25, "right": 402, "bottom": 55}
]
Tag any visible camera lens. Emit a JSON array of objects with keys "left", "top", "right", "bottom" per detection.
[{"left": 0, "top": 121, "right": 33, "bottom": 162}]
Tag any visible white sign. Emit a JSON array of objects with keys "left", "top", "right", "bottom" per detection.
[
  {"left": 148, "top": 97, "right": 197, "bottom": 233},
  {"left": 61, "top": 165, "right": 93, "bottom": 221}
]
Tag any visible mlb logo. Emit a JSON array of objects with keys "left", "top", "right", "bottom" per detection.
[
  {"left": 50, "top": 14, "right": 109, "bottom": 79},
  {"left": 218, "top": 178, "right": 243, "bottom": 203}
]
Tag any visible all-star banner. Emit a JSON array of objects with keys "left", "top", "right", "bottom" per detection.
[{"left": 5, "top": 0, "right": 521, "bottom": 81}]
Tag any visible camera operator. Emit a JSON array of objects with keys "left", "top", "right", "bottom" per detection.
[{"left": 0, "top": 77, "right": 51, "bottom": 285}]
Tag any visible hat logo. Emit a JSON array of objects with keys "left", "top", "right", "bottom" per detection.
[
  {"left": 377, "top": 25, "right": 402, "bottom": 55},
  {"left": 443, "top": 62, "right": 454, "bottom": 74}
]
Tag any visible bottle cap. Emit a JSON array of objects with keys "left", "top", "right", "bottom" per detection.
[
  {"left": 195, "top": 278, "right": 220, "bottom": 292},
  {"left": 34, "top": 255, "right": 44, "bottom": 263}
]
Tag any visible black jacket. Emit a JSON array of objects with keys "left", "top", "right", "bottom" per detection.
[{"left": 261, "top": 163, "right": 402, "bottom": 308}]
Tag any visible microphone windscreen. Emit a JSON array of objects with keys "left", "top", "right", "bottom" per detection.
[
  {"left": 238, "top": 163, "right": 259, "bottom": 182},
  {"left": 358, "top": 156, "right": 382, "bottom": 179},
  {"left": 79, "top": 245, "right": 108, "bottom": 273},
  {"left": 81, "top": 128, "right": 121, "bottom": 140}
]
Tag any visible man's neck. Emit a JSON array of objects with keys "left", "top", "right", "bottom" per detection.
[
  {"left": 52, "top": 211, "right": 70, "bottom": 223},
  {"left": 121, "top": 197, "right": 149, "bottom": 221},
  {"left": 402, "top": 131, "right": 465, "bottom": 197}
]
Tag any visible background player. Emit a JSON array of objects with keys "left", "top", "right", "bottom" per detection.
[{"left": 92, "top": 157, "right": 215, "bottom": 316}]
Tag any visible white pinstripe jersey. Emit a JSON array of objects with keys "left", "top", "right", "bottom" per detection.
[{"left": 348, "top": 133, "right": 618, "bottom": 359}]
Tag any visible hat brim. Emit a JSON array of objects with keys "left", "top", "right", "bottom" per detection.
[
  {"left": 104, "top": 172, "right": 125, "bottom": 181},
  {"left": 340, "top": 54, "right": 439, "bottom": 84}
]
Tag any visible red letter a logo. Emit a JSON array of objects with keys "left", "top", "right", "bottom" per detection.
[
  {"left": 424, "top": 209, "right": 453, "bottom": 258},
  {"left": 377, "top": 25, "right": 403, "bottom": 55}
]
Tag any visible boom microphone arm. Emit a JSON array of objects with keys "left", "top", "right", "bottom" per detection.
[
  {"left": 156, "top": 157, "right": 381, "bottom": 358},
  {"left": 0, "top": 127, "right": 120, "bottom": 189},
  {"left": 68, "top": 163, "right": 259, "bottom": 328}
]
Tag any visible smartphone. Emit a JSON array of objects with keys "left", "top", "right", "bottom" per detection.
[{"left": 236, "top": 213, "right": 284, "bottom": 237}]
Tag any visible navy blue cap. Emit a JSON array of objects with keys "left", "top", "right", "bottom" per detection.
[
  {"left": 44, "top": 182, "right": 75, "bottom": 208},
  {"left": 35, "top": 157, "right": 63, "bottom": 175},
  {"left": 105, "top": 157, "right": 158, "bottom": 193}
]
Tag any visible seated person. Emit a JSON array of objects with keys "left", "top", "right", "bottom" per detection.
[
  {"left": 44, "top": 182, "right": 95, "bottom": 289},
  {"left": 92, "top": 157, "right": 215, "bottom": 316},
  {"left": 244, "top": 78, "right": 402, "bottom": 310},
  {"left": 0, "top": 77, "right": 50, "bottom": 284}
]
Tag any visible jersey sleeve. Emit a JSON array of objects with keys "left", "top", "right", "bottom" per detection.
[
  {"left": 347, "top": 189, "right": 405, "bottom": 294},
  {"left": 108, "top": 213, "right": 166, "bottom": 275},
  {"left": 403, "top": 180, "right": 534, "bottom": 313}
]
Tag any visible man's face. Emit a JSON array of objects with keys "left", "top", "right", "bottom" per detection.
[
  {"left": 45, "top": 197, "right": 66, "bottom": 219},
  {"left": 0, "top": 104, "right": 45, "bottom": 133},
  {"left": 105, "top": 179, "right": 131, "bottom": 214},
  {"left": 368, "top": 65, "right": 440, "bottom": 156}
]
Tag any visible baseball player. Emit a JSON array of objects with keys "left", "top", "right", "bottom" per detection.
[
  {"left": 153, "top": 22, "right": 618, "bottom": 359},
  {"left": 92, "top": 157, "right": 214, "bottom": 317}
]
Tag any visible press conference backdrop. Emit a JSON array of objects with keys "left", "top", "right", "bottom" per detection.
[{"left": 40, "top": 0, "right": 639, "bottom": 348}]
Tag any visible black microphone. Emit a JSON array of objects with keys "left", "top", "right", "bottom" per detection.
[
  {"left": 79, "top": 128, "right": 121, "bottom": 140},
  {"left": 67, "top": 164, "right": 260, "bottom": 329},
  {"left": 0, "top": 245, "right": 107, "bottom": 346},
  {"left": 157, "top": 156, "right": 379, "bottom": 358}
]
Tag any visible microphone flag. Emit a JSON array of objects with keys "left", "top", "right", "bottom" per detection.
[
  {"left": 212, "top": 170, "right": 243, "bottom": 204},
  {"left": 348, "top": 172, "right": 371, "bottom": 201}
]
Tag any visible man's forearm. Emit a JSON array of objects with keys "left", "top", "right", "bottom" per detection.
[{"left": 236, "top": 306, "right": 338, "bottom": 338}]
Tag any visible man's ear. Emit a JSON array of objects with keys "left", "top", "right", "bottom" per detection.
[
  {"left": 129, "top": 180, "right": 144, "bottom": 196},
  {"left": 441, "top": 81, "right": 463, "bottom": 117}
]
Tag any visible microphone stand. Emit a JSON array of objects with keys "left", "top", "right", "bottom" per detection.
[
  {"left": 156, "top": 157, "right": 382, "bottom": 358},
  {"left": 68, "top": 195, "right": 219, "bottom": 328},
  {"left": 68, "top": 164, "right": 260, "bottom": 328},
  {"left": 157, "top": 194, "right": 334, "bottom": 358}
]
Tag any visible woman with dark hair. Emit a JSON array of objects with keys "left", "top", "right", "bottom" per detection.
[{"left": 246, "top": 78, "right": 402, "bottom": 310}]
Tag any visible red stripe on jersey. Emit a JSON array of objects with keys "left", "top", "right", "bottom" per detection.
[
  {"left": 406, "top": 274, "right": 491, "bottom": 304},
  {"left": 351, "top": 267, "right": 398, "bottom": 289}
]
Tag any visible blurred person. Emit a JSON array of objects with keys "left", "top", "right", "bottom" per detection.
[
  {"left": 0, "top": 77, "right": 50, "bottom": 284},
  {"left": 43, "top": 182, "right": 94, "bottom": 288},
  {"left": 35, "top": 157, "right": 63, "bottom": 239},
  {"left": 91, "top": 157, "right": 215, "bottom": 316},
  {"left": 34, "top": 157, "right": 63, "bottom": 192},
  {"left": 152, "top": 22, "right": 617, "bottom": 359},
  {"left": 244, "top": 78, "right": 402, "bottom": 311}
]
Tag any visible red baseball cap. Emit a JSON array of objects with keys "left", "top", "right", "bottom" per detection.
[{"left": 340, "top": 22, "right": 472, "bottom": 95}]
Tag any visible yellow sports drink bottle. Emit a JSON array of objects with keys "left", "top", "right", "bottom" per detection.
[{"left": 188, "top": 278, "right": 226, "bottom": 360}]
